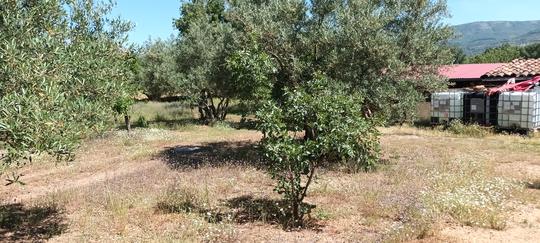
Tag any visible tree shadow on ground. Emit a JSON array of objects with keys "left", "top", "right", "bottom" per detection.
[
  {"left": 526, "top": 180, "right": 540, "bottom": 190},
  {"left": 156, "top": 193, "right": 321, "bottom": 230},
  {"left": 0, "top": 203, "right": 66, "bottom": 242},
  {"left": 159, "top": 141, "right": 266, "bottom": 170},
  {"left": 216, "top": 195, "right": 321, "bottom": 230}
]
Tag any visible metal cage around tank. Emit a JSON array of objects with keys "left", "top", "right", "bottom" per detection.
[{"left": 431, "top": 90, "right": 540, "bottom": 131}]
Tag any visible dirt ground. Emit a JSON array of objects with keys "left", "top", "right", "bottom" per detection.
[{"left": 1, "top": 125, "right": 540, "bottom": 242}]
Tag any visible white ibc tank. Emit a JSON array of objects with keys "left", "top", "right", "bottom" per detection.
[
  {"left": 431, "top": 91, "right": 464, "bottom": 122},
  {"left": 497, "top": 91, "right": 540, "bottom": 129}
]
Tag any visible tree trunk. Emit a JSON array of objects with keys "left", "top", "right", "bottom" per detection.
[
  {"left": 292, "top": 199, "right": 300, "bottom": 226},
  {"left": 124, "top": 115, "right": 131, "bottom": 132},
  {"left": 197, "top": 90, "right": 230, "bottom": 123}
]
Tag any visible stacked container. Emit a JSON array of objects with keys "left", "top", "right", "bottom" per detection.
[
  {"left": 462, "top": 93, "right": 500, "bottom": 126},
  {"left": 431, "top": 91, "right": 464, "bottom": 123},
  {"left": 497, "top": 91, "right": 540, "bottom": 130}
]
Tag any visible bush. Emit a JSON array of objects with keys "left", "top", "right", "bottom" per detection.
[
  {"left": 445, "top": 120, "right": 493, "bottom": 137},
  {"left": 256, "top": 75, "right": 380, "bottom": 227},
  {"left": 135, "top": 116, "right": 149, "bottom": 128}
]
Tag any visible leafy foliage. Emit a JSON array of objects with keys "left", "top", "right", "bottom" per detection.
[
  {"left": 136, "top": 38, "right": 182, "bottom": 100},
  {"left": 450, "top": 46, "right": 467, "bottom": 64},
  {"left": 0, "top": 0, "right": 136, "bottom": 172},
  {"left": 257, "top": 76, "right": 380, "bottom": 226},
  {"left": 226, "top": 0, "right": 452, "bottom": 124},
  {"left": 225, "top": 42, "right": 276, "bottom": 115},
  {"left": 467, "top": 43, "right": 522, "bottom": 63},
  {"left": 465, "top": 42, "right": 540, "bottom": 63},
  {"left": 174, "top": 0, "right": 239, "bottom": 122}
]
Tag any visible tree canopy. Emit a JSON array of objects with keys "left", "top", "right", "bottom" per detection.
[
  {"left": 174, "top": 0, "right": 453, "bottom": 124},
  {"left": 171, "top": 0, "right": 454, "bottom": 226},
  {"left": 136, "top": 38, "right": 182, "bottom": 100},
  {"left": 0, "top": 0, "right": 136, "bottom": 174},
  {"left": 466, "top": 42, "right": 540, "bottom": 63}
]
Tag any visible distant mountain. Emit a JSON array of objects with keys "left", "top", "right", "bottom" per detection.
[{"left": 450, "top": 20, "right": 540, "bottom": 55}]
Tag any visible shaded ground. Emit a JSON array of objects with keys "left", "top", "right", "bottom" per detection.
[
  {"left": 0, "top": 125, "right": 539, "bottom": 242},
  {"left": 0, "top": 203, "right": 66, "bottom": 242},
  {"left": 160, "top": 141, "right": 264, "bottom": 169}
]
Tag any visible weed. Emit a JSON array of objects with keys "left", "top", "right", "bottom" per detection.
[
  {"left": 154, "top": 113, "right": 168, "bottom": 123},
  {"left": 156, "top": 184, "right": 208, "bottom": 214},
  {"left": 445, "top": 120, "right": 493, "bottom": 137},
  {"left": 135, "top": 116, "right": 149, "bottom": 128},
  {"left": 313, "top": 207, "right": 332, "bottom": 220},
  {"left": 423, "top": 159, "right": 520, "bottom": 230}
]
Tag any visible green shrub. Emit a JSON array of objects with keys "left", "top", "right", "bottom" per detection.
[
  {"left": 154, "top": 113, "right": 168, "bottom": 123},
  {"left": 257, "top": 75, "right": 380, "bottom": 227},
  {"left": 136, "top": 116, "right": 149, "bottom": 128},
  {"left": 446, "top": 120, "right": 492, "bottom": 137}
]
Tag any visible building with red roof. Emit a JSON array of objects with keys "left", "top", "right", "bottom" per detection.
[
  {"left": 439, "top": 63, "right": 504, "bottom": 88},
  {"left": 439, "top": 59, "right": 540, "bottom": 88}
]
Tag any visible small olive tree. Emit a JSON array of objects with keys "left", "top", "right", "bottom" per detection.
[
  {"left": 257, "top": 75, "right": 380, "bottom": 226},
  {"left": 113, "top": 96, "right": 135, "bottom": 132}
]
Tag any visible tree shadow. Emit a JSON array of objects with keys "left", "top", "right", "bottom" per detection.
[
  {"left": 526, "top": 180, "right": 540, "bottom": 190},
  {"left": 0, "top": 203, "right": 67, "bottom": 242},
  {"left": 159, "top": 141, "right": 266, "bottom": 170},
  {"left": 155, "top": 193, "right": 321, "bottom": 230},
  {"left": 413, "top": 119, "right": 434, "bottom": 128},
  {"left": 208, "top": 196, "right": 321, "bottom": 230}
]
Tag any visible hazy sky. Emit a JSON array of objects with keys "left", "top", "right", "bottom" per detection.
[{"left": 111, "top": 0, "right": 540, "bottom": 45}]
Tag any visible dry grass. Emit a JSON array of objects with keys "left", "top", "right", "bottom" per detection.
[{"left": 1, "top": 105, "right": 540, "bottom": 242}]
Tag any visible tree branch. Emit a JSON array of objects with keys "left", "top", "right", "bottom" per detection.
[{"left": 300, "top": 161, "right": 316, "bottom": 202}]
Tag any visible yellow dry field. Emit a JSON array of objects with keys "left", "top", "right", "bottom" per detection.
[{"left": 1, "top": 103, "right": 540, "bottom": 242}]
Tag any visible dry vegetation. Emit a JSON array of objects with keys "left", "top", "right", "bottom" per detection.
[{"left": 1, "top": 102, "right": 540, "bottom": 242}]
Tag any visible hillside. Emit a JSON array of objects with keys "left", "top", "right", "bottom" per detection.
[{"left": 451, "top": 20, "right": 540, "bottom": 55}]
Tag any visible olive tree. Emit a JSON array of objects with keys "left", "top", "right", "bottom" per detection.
[
  {"left": 174, "top": 0, "right": 239, "bottom": 122},
  {"left": 137, "top": 38, "right": 183, "bottom": 100},
  {"left": 172, "top": 0, "right": 452, "bottom": 226},
  {"left": 228, "top": 0, "right": 453, "bottom": 226},
  {"left": 228, "top": 0, "right": 452, "bottom": 124},
  {"left": 225, "top": 40, "right": 276, "bottom": 119},
  {"left": 0, "top": 0, "right": 136, "bottom": 177}
]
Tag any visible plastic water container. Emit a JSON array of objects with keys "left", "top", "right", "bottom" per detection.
[
  {"left": 431, "top": 91, "right": 464, "bottom": 123},
  {"left": 497, "top": 91, "right": 540, "bottom": 129}
]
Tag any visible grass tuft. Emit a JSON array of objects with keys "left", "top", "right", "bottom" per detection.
[{"left": 444, "top": 120, "right": 493, "bottom": 138}]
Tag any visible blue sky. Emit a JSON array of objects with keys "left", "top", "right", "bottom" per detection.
[{"left": 112, "top": 0, "right": 540, "bottom": 45}]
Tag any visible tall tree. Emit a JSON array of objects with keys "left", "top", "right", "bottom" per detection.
[
  {"left": 137, "top": 38, "right": 182, "bottom": 100},
  {"left": 225, "top": 0, "right": 452, "bottom": 226},
  {"left": 0, "top": 0, "right": 136, "bottom": 176},
  {"left": 174, "top": 0, "right": 240, "bottom": 122},
  {"left": 227, "top": 0, "right": 452, "bottom": 123}
]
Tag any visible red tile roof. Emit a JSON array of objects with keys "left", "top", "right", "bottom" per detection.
[
  {"left": 482, "top": 59, "right": 540, "bottom": 78},
  {"left": 439, "top": 63, "right": 504, "bottom": 80}
]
